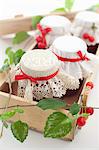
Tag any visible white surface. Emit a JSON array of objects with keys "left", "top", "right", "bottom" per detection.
[
  {"left": 0, "top": 0, "right": 99, "bottom": 150},
  {"left": 0, "top": 0, "right": 99, "bottom": 19}
]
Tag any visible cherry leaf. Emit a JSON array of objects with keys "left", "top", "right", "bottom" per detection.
[
  {"left": 13, "top": 32, "right": 29, "bottom": 44},
  {"left": 70, "top": 103, "right": 80, "bottom": 115},
  {"left": 52, "top": 8, "right": 66, "bottom": 12},
  {"left": 37, "top": 98, "right": 66, "bottom": 110},
  {"left": 44, "top": 112, "right": 72, "bottom": 138},
  {"left": 65, "top": 0, "right": 75, "bottom": 11},
  {"left": 32, "top": 15, "right": 43, "bottom": 29},
  {"left": 11, "top": 120, "right": 28, "bottom": 143}
]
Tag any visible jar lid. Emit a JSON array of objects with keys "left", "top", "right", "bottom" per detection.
[
  {"left": 20, "top": 50, "right": 59, "bottom": 78},
  {"left": 74, "top": 11, "right": 99, "bottom": 26},
  {"left": 51, "top": 35, "right": 87, "bottom": 56},
  {"left": 40, "top": 15, "right": 71, "bottom": 35}
]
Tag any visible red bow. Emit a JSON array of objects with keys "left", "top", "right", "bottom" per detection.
[
  {"left": 15, "top": 69, "right": 59, "bottom": 83},
  {"left": 15, "top": 70, "right": 38, "bottom": 83},
  {"left": 36, "top": 23, "right": 52, "bottom": 49},
  {"left": 77, "top": 51, "right": 90, "bottom": 61},
  {"left": 53, "top": 50, "right": 89, "bottom": 62},
  {"left": 82, "top": 33, "right": 95, "bottom": 43}
]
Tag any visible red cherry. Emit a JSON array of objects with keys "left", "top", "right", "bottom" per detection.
[
  {"left": 38, "top": 42, "right": 46, "bottom": 49},
  {"left": 86, "top": 107, "right": 94, "bottom": 115},
  {"left": 88, "top": 36, "right": 95, "bottom": 42},
  {"left": 86, "top": 82, "right": 94, "bottom": 89},
  {"left": 36, "top": 35, "right": 43, "bottom": 42},
  {"left": 82, "top": 33, "right": 89, "bottom": 39},
  {"left": 77, "top": 117, "right": 86, "bottom": 127}
]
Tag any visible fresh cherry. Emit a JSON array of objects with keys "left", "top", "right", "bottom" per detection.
[
  {"left": 77, "top": 117, "right": 86, "bottom": 127},
  {"left": 82, "top": 33, "right": 89, "bottom": 39},
  {"left": 86, "top": 107, "right": 94, "bottom": 115},
  {"left": 88, "top": 36, "right": 95, "bottom": 42},
  {"left": 86, "top": 82, "right": 94, "bottom": 89}
]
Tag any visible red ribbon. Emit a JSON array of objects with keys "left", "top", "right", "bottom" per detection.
[
  {"left": 15, "top": 69, "right": 59, "bottom": 83},
  {"left": 53, "top": 50, "right": 90, "bottom": 62},
  {"left": 36, "top": 23, "right": 52, "bottom": 48}
]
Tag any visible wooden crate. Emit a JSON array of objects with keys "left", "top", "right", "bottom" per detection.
[
  {"left": 0, "top": 61, "right": 96, "bottom": 141},
  {"left": 0, "top": 75, "right": 93, "bottom": 141},
  {"left": 0, "top": 12, "right": 99, "bottom": 141}
]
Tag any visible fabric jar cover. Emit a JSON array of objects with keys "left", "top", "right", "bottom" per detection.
[
  {"left": 35, "top": 15, "right": 71, "bottom": 48},
  {"left": 9, "top": 50, "right": 79, "bottom": 101},
  {"left": 50, "top": 35, "right": 99, "bottom": 84},
  {"left": 71, "top": 11, "right": 99, "bottom": 46}
]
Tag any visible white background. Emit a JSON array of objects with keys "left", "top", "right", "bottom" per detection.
[
  {"left": 0, "top": 0, "right": 99, "bottom": 150},
  {"left": 0, "top": 0, "right": 99, "bottom": 19}
]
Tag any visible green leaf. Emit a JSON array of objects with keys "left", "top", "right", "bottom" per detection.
[
  {"left": 14, "top": 107, "right": 24, "bottom": 114},
  {"left": 13, "top": 32, "right": 29, "bottom": 44},
  {"left": 70, "top": 103, "right": 80, "bottom": 115},
  {"left": 4, "top": 58, "right": 9, "bottom": 64},
  {"left": 88, "top": 3, "right": 99, "bottom": 11},
  {"left": 5, "top": 47, "right": 12, "bottom": 55},
  {"left": 87, "top": 3, "right": 99, "bottom": 11},
  {"left": 0, "top": 108, "right": 24, "bottom": 121},
  {"left": 0, "top": 110, "right": 16, "bottom": 121},
  {"left": 11, "top": 120, "right": 28, "bottom": 143},
  {"left": 0, "top": 48, "right": 25, "bottom": 73},
  {"left": 37, "top": 98, "right": 66, "bottom": 110},
  {"left": 0, "top": 63, "right": 10, "bottom": 73},
  {"left": 44, "top": 112, "right": 72, "bottom": 138},
  {"left": 14, "top": 49, "right": 25, "bottom": 65},
  {"left": 52, "top": 7, "right": 66, "bottom": 13},
  {"left": 65, "top": 0, "right": 75, "bottom": 11},
  {"left": 32, "top": 15, "right": 43, "bottom": 29},
  {"left": 81, "top": 113, "right": 89, "bottom": 118},
  {"left": 7, "top": 50, "right": 15, "bottom": 64}
]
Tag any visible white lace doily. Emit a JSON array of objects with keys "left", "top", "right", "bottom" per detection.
[
  {"left": 8, "top": 64, "right": 79, "bottom": 101},
  {"left": 50, "top": 35, "right": 99, "bottom": 80},
  {"left": 71, "top": 11, "right": 99, "bottom": 46}
]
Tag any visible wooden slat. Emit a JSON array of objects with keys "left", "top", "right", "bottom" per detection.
[
  {"left": 0, "top": 16, "right": 33, "bottom": 35},
  {"left": 0, "top": 12, "right": 77, "bottom": 36}
]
